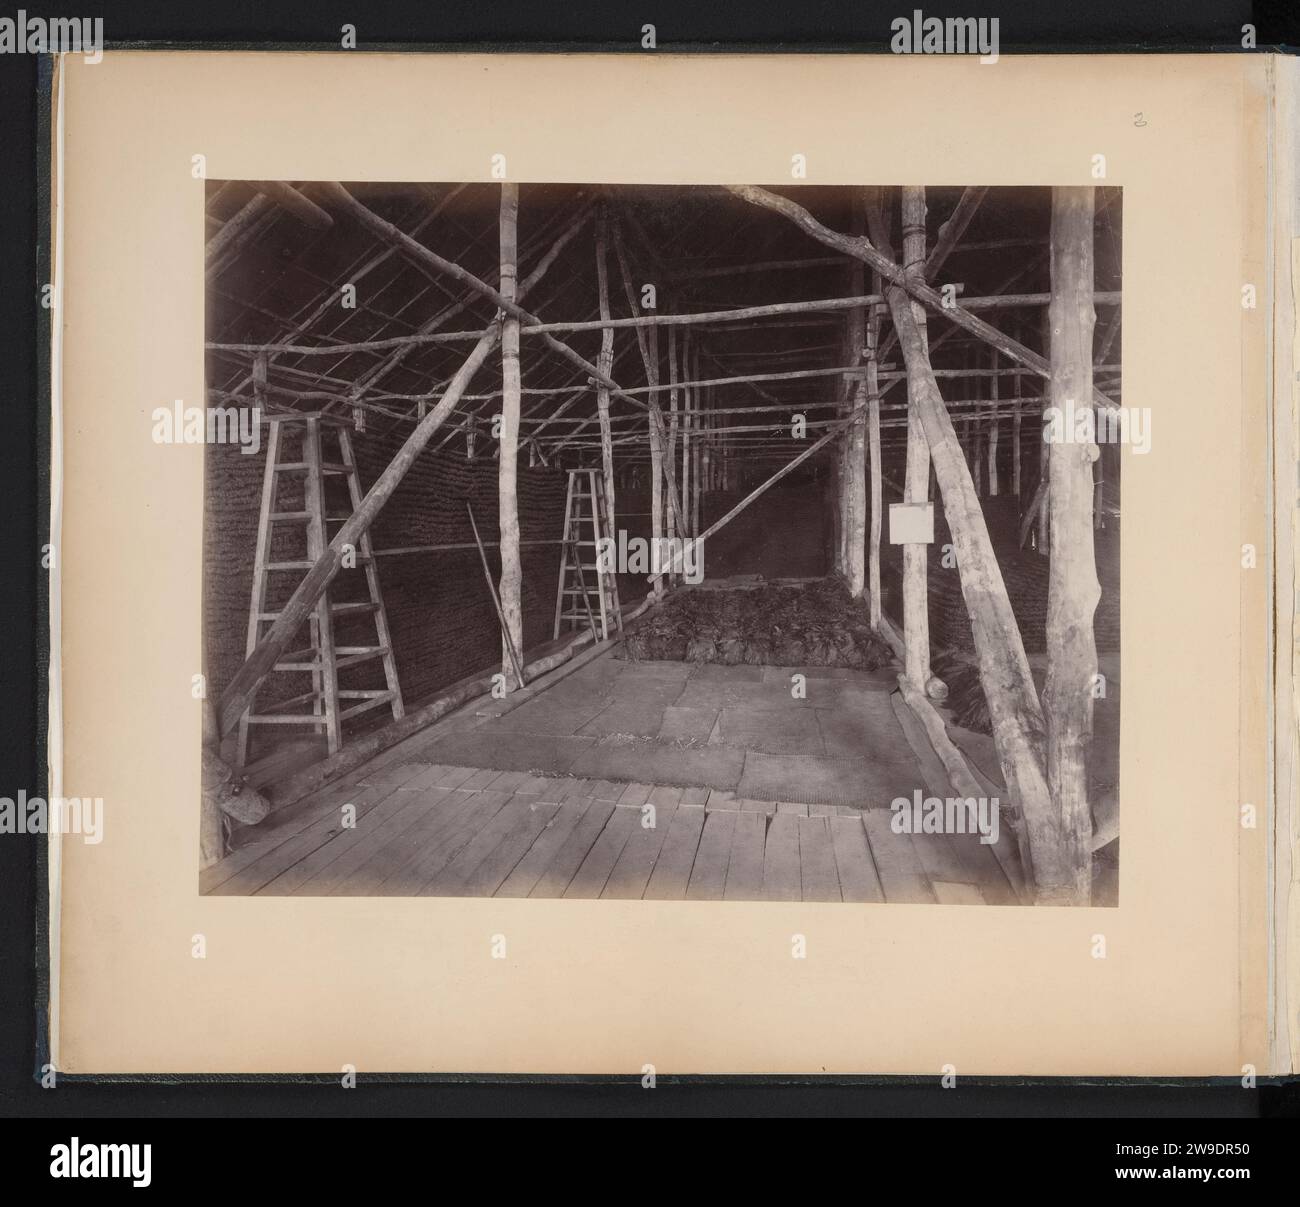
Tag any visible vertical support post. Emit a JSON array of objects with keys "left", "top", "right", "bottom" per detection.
[
  {"left": 987, "top": 343, "right": 1000, "bottom": 495},
  {"left": 867, "top": 267, "right": 884, "bottom": 629},
  {"left": 1043, "top": 184, "right": 1100, "bottom": 903},
  {"left": 497, "top": 183, "right": 525, "bottom": 690},
  {"left": 844, "top": 196, "right": 868, "bottom": 597},
  {"left": 666, "top": 323, "right": 680, "bottom": 579},
  {"left": 681, "top": 330, "right": 692, "bottom": 537},
  {"left": 900, "top": 186, "right": 932, "bottom": 690},
  {"left": 593, "top": 209, "right": 617, "bottom": 545},
  {"left": 1012, "top": 319, "right": 1023, "bottom": 496}
]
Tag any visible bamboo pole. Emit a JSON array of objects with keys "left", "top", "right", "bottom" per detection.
[
  {"left": 497, "top": 183, "right": 525, "bottom": 691},
  {"left": 1043, "top": 185, "right": 1100, "bottom": 903}
]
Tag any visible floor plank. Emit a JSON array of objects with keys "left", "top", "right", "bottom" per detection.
[
  {"left": 496, "top": 798, "right": 594, "bottom": 897},
  {"left": 564, "top": 804, "right": 640, "bottom": 898},
  {"left": 798, "top": 815, "right": 842, "bottom": 902},
  {"left": 860, "top": 809, "right": 936, "bottom": 904},
  {"left": 354, "top": 789, "right": 515, "bottom": 895},
  {"left": 265, "top": 787, "right": 458, "bottom": 895},
  {"left": 642, "top": 807, "right": 707, "bottom": 900},
  {"left": 603, "top": 795, "right": 680, "bottom": 899},
  {"left": 528, "top": 798, "right": 616, "bottom": 897},
  {"left": 462, "top": 800, "right": 563, "bottom": 896},
  {"left": 202, "top": 776, "right": 392, "bottom": 894},
  {"left": 763, "top": 812, "right": 802, "bottom": 901},
  {"left": 214, "top": 782, "right": 408, "bottom": 896},
  {"left": 724, "top": 811, "right": 766, "bottom": 900},
  {"left": 426, "top": 798, "right": 559, "bottom": 897},
  {"left": 829, "top": 814, "right": 886, "bottom": 903},
  {"left": 686, "top": 809, "right": 738, "bottom": 900}
]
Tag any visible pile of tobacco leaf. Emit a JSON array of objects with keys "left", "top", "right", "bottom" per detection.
[{"left": 619, "top": 578, "right": 893, "bottom": 668}]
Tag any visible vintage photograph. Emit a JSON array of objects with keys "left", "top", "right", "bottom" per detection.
[{"left": 199, "top": 180, "right": 1122, "bottom": 907}]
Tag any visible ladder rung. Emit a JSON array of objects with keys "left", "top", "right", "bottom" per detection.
[
  {"left": 257, "top": 602, "right": 378, "bottom": 620},
  {"left": 337, "top": 647, "right": 390, "bottom": 669},
  {"left": 269, "top": 510, "right": 312, "bottom": 521},
  {"left": 339, "top": 692, "right": 397, "bottom": 721},
  {"left": 276, "top": 644, "right": 387, "bottom": 671},
  {"left": 266, "top": 560, "right": 315, "bottom": 571},
  {"left": 245, "top": 714, "right": 328, "bottom": 725},
  {"left": 322, "top": 463, "right": 352, "bottom": 474}
]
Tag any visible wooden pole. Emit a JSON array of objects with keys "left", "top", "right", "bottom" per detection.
[
  {"left": 898, "top": 187, "right": 932, "bottom": 691},
  {"left": 844, "top": 198, "right": 868, "bottom": 597},
  {"left": 867, "top": 206, "right": 1076, "bottom": 901},
  {"left": 681, "top": 330, "right": 692, "bottom": 537},
  {"left": 987, "top": 344, "right": 1000, "bottom": 496},
  {"left": 1012, "top": 317, "right": 1023, "bottom": 496},
  {"left": 667, "top": 322, "right": 680, "bottom": 578},
  {"left": 497, "top": 183, "right": 525, "bottom": 690},
  {"left": 466, "top": 501, "right": 526, "bottom": 690},
  {"left": 1037, "top": 308, "right": 1051, "bottom": 552},
  {"left": 1043, "top": 185, "right": 1100, "bottom": 903},
  {"left": 867, "top": 264, "right": 884, "bottom": 629},
  {"left": 593, "top": 210, "right": 618, "bottom": 541},
  {"left": 252, "top": 181, "right": 334, "bottom": 230},
  {"left": 610, "top": 225, "right": 688, "bottom": 584},
  {"left": 922, "top": 186, "right": 987, "bottom": 280}
]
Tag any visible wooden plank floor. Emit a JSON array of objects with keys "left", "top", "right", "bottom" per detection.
[{"left": 204, "top": 763, "right": 1018, "bottom": 903}]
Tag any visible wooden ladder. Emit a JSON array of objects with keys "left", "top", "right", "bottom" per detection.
[
  {"left": 553, "top": 468, "right": 622, "bottom": 641},
  {"left": 236, "top": 416, "right": 404, "bottom": 770}
]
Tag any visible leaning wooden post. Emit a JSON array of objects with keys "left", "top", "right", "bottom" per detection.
[
  {"left": 497, "top": 183, "right": 525, "bottom": 690},
  {"left": 593, "top": 210, "right": 618, "bottom": 544},
  {"left": 1043, "top": 185, "right": 1100, "bottom": 902},
  {"left": 868, "top": 203, "right": 1071, "bottom": 903},
  {"left": 899, "top": 186, "right": 932, "bottom": 691}
]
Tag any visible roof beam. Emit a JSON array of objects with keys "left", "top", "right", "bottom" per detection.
[{"left": 724, "top": 184, "right": 1118, "bottom": 411}]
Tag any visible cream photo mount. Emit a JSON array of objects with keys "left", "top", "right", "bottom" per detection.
[{"left": 48, "top": 50, "right": 1279, "bottom": 1077}]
